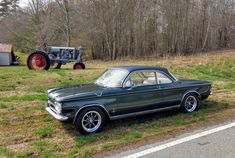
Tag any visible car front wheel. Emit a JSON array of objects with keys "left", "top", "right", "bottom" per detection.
[
  {"left": 181, "top": 93, "right": 199, "bottom": 113},
  {"left": 75, "top": 107, "right": 105, "bottom": 135}
]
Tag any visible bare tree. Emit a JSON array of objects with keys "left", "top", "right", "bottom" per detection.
[
  {"left": 0, "top": 0, "right": 234, "bottom": 58},
  {"left": 55, "top": 0, "right": 71, "bottom": 47}
]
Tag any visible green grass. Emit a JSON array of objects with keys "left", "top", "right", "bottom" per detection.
[
  {"left": 15, "top": 151, "right": 34, "bottom": 158},
  {"left": 0, "top": 103, "right": 16, "bottom": 110},
  {"left": 0, "top": 94, "right": 47, "bottom": 102},
  {"left": 75, "top": 135, "right": 101, "bottom": 148},
  {"left": 0, "top": 50, "right": 235, "bottom": 158},
  {"left": 123, "top": 130, "right": 143, "bottom": 141},
  {"left": 30, "top": 86, "right": 47, "bottom": 93},
  {"left": 0, "top": 84, "right": 16, "bottom": 91},
  {"left": 40, "top": 115, "right": 53, "bottom": 122},
  {"left": 0, "top": 147, "right": 15, "bottom": 158},
  {"left": 35, "top": 126, "right": 54, "bottom": 138},
  {"left": 80, "top": 147, "right": 96, "bottom": 158},
  {"left": 101, "top": 141, "right": 120, "bottom": 150},
  {"left": 32, "top": 140, "right": 61, "bottom": 158}
]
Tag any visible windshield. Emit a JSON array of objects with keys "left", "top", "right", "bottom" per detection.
[{"left": 95, "top": 69, "right": 129, "bottom": 87}]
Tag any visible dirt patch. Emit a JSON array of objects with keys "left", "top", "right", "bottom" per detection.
[{"left": 8, "top": 142, "right": 30, "bottom": 153}]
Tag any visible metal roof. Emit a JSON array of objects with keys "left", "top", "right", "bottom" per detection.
[{"left": 0, "top": 43, "right": 12, "bottom": 53}]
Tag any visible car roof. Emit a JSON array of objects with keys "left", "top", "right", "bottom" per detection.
[
  {"left": 110, "top": 65, "right": 177, "bottom": 81},
  {"left": 110, "top": 65, "right": 168, "bottom": 72}
]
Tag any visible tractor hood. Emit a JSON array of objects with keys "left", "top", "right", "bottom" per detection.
[{"left": 48, "top": 84, "right": 105, "bottom": 102}]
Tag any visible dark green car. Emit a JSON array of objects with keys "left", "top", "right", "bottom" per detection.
[{"left": 46, "top": 66, "right": 211, "bottom": 134}]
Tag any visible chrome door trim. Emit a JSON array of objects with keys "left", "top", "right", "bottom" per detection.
[{"left": 110, "top": 105, "right": 181, "bottom": 120}]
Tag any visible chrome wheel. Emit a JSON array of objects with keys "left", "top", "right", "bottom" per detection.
[
  {"left": 82, "top": 111, "right": 102, "bottom": 133},
  {"left": 184, "top": 96, "right": 197, "bottom": 112}
]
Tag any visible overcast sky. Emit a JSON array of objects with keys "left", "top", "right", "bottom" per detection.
[{"left": 19, "top": 0, "right": 28, "bottom": 7}]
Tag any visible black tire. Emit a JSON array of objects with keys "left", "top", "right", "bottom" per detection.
[
  {"left": 50, "top": 62, "right": 62, "bottom": 69},
  {"left": 27, "top": 51, "right": 50, "bottom": 70},
  {"left": 73, "top": 62, "right": 86, "bottom": 69},
  {"left": 181, "top": 93, "right": 199, "bottom": 113},
  {"left": 75, "top": 107, "right": 105, "bottom": 135}
]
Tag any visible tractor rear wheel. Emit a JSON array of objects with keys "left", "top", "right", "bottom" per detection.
[
  {"left": 73, "top": 63, "right": 85, "bottom": 70},
  {"left": 27, "top": 51, "right": 50, "bottom": 70}
]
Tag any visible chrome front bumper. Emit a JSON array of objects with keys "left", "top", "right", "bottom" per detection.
[{"left": 45, "top": 106, "right": 68, "bottom": 121}]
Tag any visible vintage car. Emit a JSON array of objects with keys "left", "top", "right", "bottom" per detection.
[{"left": 46, "top": 66, "right": 212, "bottom": 134}]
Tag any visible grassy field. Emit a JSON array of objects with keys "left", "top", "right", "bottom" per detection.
[{"left": 0, "top": 50, "right": 235, "bottom": 158}]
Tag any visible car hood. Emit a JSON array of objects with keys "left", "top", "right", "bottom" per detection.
[{"left": 48, "top": 84, "right": 105, "bottom": 102}]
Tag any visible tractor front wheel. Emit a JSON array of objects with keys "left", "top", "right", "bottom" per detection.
[
  {"left": 27, "top": 51, "right": 50, "bottom": 70},
  {"left": 73, "top": 63, "right": 85, "bottom": 70}
]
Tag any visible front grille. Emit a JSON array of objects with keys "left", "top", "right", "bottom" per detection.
[
  {"left": 49, "top": 102, "right": 55, "bottom": 109},
  {"left": 47, "top": 100, "right": 57, "bottom": 113}
]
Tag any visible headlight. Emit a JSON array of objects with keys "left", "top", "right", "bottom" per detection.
[{"left": 54, "top": 102, "right": 62, "bottom": 114}]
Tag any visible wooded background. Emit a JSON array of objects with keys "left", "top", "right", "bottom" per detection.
[{"left": 0, "top": 0, "right": 235, "bottom": 60}]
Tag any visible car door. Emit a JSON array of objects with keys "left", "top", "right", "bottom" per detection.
[
  {"left": 156, "top": 71, "right": 182, "bottom": 106},
  {"left": 115, "top": 70, "right": 166, "bottom": 115}
]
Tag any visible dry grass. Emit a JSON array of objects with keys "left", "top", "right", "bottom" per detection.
[{"left": 0, "top": 49, "right": 235, "bottom": 158}]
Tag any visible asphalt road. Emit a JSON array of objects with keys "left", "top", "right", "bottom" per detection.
[{"left": 110, "top": 121, "right": 235, "bottom": 158}]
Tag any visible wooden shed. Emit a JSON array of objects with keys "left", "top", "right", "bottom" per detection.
[{"left": 0, "top": 43, "right": 13, "bottom": 66}]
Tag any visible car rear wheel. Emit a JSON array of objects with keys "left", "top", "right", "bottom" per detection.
[
  {"left": 27, "top": 51, "right": 50, "bottom": 70},
  {"left": 75, "top": 107, "right": 105, "bottom": 135},
  {"left": 181, "top": 93, "right": 199, "bottom": 113}
]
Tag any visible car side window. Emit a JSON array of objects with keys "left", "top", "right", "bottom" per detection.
[
  {"left": 125, "top": 71, "right": 157, "bottom": 87},
  {"left": 156, "top": 72, "right": 172, "bottom": 84}
]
